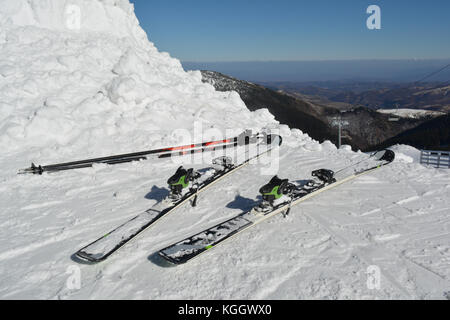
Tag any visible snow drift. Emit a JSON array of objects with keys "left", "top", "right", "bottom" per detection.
[{"left": 0, "top": 0, "right": 288, "bottom": 167}]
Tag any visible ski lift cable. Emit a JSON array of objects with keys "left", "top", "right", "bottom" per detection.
[{"left": 414, "top": 63, "right": 450, "bottom": 84}]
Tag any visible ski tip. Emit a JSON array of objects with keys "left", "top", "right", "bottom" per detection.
[
  {"left": 380, "top": 149, "right": 396, "bottom": 163},
  {"left": 371, "top": 149, "right": 396, "bottom": 164}
]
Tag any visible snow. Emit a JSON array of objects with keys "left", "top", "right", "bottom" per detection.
[
  {"left": 377, "top": 108, "right": 445, "bottom": 119},
  {"left": 0, "top": 0, "right": 275, "bottom": 159},
  {"left": 340, "top": 145, "right": 352, "bottom": 152},
  {"left": 0, "top": 0, "right": 449, "bottom": 300},
  {"left": 390, "top": 145, "right": 422, "bottom": 163}
]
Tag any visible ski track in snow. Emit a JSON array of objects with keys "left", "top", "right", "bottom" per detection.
[
  {"left": 21, "top": 201, "right": 63, "bottom": 211},
  {"left": 396, "top": 196, "right": 421, "bottom": 205}
]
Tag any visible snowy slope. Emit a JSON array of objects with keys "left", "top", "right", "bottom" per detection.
[
  {"left": 0, "top": 0, "right": 276, "bottom": 166},
  {"left": 0, "top": 0, "right": 449, "bottom": 300}
]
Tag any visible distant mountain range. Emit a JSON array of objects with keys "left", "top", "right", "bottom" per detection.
[
  {"left": 201, "top": 71, "right": 450, "bottom": 151},
  {"left": 200, "top": 71, "right": 335, "bottom": 143},
  {"left": 185, "top": 59, "right": 450, "bottom": 83},
  {"left": 262, "top": 81, "right": 450, "bottom": 112}
]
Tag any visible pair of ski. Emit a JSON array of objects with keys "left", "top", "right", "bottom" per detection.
[
  {"left": 18, "top": 130, "right": 255, "bottom": 175},
  {"left": 76, "top": 145, "right": 394, "bottom": 265},
  {"left": 75, "top": 132, "right": 282, "bottom": 263}
]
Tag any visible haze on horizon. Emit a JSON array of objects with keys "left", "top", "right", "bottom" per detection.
[
  {"left": 131, "top": 0, "right": 450, "bottom": 82},
  {"left": 182, "top": 59, "right": 450, "bottom": 83}
]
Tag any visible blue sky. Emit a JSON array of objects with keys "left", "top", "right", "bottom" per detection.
[{"left": 130, "top": 0, "right": 450, "bottom": 62}]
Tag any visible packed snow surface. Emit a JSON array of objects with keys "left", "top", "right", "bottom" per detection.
[
  {"left": 1, "top": 143, "right": 450, "bottom": 299},
  {"left": 0, "top": 0, "right": 449, "bottom": 300}
]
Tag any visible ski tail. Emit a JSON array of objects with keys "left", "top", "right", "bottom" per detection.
[
  {"left": 362, "top": 149, "right": 395, "bottom": 172},
  {"left": 377, "top": 149, "right": 395, "bottom": 163},
  {"left": 158, "top": 214, "right": 253, "bottom": 265}
]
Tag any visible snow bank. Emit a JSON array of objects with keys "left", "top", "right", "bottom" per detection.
[
  {"left": 0, "top": 0, "right": 145, "bottom": 41},
  {"left": 0, "top": 0, "right": 311, "bottom": 164},
  {"left": 389, "top": 145, "right": 421, "bottom": 163},
  {"left": 340, "top": 145, "right": 352, "bottom": 152},
  {"left": 321, "top": 140, "right": 338, "bottom": 151}
]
